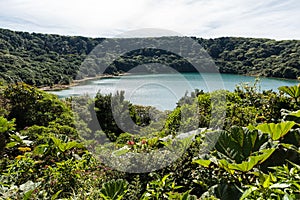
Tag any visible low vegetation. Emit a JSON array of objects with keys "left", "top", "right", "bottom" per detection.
[{"left": 0, "top": 81, "right": 299, "bottom": 199}]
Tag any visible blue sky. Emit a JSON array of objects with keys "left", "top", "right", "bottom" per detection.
[{"left": 0, "top": 0, "right": 299, "bottom": 39}]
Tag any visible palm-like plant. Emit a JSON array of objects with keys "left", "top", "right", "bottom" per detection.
[
  {"left": 100, "top": 179, "right": 128, "bottom": 200},
  {"left": 278, "top": 85, "right": 300, "bottom": 103}
]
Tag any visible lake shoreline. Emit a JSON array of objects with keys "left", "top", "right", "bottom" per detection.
[
  {"left": 40, "top": 73, "right": 128, "bottom": 91},
  {"left": 41, "top": 72, "right": 299, "bottom": 92}
]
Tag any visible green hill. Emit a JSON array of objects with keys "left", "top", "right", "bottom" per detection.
[{"left": 0, "top": 28, "right": 299, "bottom": 87}]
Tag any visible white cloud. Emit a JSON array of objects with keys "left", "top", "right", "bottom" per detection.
[{"left": 0, "top": 0, "right": 299, "bottom": 39}]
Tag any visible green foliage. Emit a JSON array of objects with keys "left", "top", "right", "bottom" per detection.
[
  {"left": 0, "top": 117, "right": 15, "bottom": 153},
  {"left": 192, "top": 110, "right": 300, "bottom": 199},
  {"left": 283, "top": 109, "right": 300, "bottom": 124},
  {"left": 168, "top": 190, "right": 197, "bottom": 200},
  {"left": 92, "top": 91, "right": 131, "bottom": 141},
  {"left": 142, "top": 173, "right": 183, "bottom": 200},
  {"left": 92, "top": 91, "right": 165, "bottom": 142},
  {"left": 287, "top": 110, "right": 300, "bottom": 118},
  {"left": 241, "top": 163, "right": 300, "bottom": 199},
  {"left": 115, "top": 132, "right": 135, "bottom": 145},
  {"left": 217, "top": 148, "right": 275, "bottom": 173},
  {"left": 200, "top": 183, "right": 242, "bottom": 200},
  {"left": 215, "top": 126, "right": 269, "bottom": 163},
  {"left": 0, "top": 180, "right": 41, "bottom": 200},
  {"left": 194, "top": 128, "right": 275, "bottom": 173},
  {"left": 164, "top": 107, "right": 182, "bottom": 135},
  {"left": 3, "top": 83, "right": 74, "bottom": 130},
  {"left": 166, "top": 82, "right": 295, "bottom": 135},
  {"left": 0, "top": 116, "right": 15, "bottom": 133},
  {"left": 5, "top": 132, "right": 32, "bottom": 149},
  {"left": 50, "top": 135, "right": 83, "bottom": 153},
  {"left": 256, "top": 121, "right": 296, "bottom": 140},
  {"left": 1, "top": 83, "right": 300, "bottom": 199},
  {"left": 278, "top": 85, "right": 300, "bottom": 102},
  {"left": 1, "top": 28, "right": 300, "bottom": 88},
  {"left": 0, "top": 28, "right": 102, "bottom": 86},
  {"left": 100, "top": 179, "right": 128, "bottom": 200}
]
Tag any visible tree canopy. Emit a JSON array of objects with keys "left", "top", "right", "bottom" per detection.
[{"left": 0, "top": 28, "right": 300, "bottom": 87}]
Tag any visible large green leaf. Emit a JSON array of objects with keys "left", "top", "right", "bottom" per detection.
[
  {"left": 50, "top": 136, "right": 83, "bottom": 152},
  {"left": 256, "top": 121, "right": 296, "bottom": 140},
  {"left": 200, "top": 183, "right": 242, "bottom": 200},
  {"left": 283, "top": 110, "right": 300, "bottom": 124},
  {"left": 100, "top": 179, "right": 128, "bottom": 200},
  {"left": 194, "top": 148, "right": 275, "bottom": 173},
  {"left": 278, "top": 85, "right": 300, "bottom": 101},
  {"left": 192, "top": 159, "right": 212, "bottom": 168},
  {"left": 226, "top": 148, "right": 275, "bottom": 172},
  {"left": 0, "top": 117, "right": 15, "bottom": 133},
  {"left": 287, "top": 110, "right": 300, "bottom": 118},
  {"left": 215, "top": 126, "right": 269, "bottom": 163}
]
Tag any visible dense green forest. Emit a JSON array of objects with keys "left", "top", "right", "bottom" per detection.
[
  {"left": 1, "top": 28, "right": 300, "bottom": 199},
  {"left": 1, "top": 28, "right": 300, "bottom": 87},
  {"left": 0, "top": 81, "right": 300, "bottom": 199}
]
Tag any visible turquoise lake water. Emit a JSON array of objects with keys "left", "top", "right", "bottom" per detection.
[{"left": 50, "top": 73, "right": 299, "bottom": 110}]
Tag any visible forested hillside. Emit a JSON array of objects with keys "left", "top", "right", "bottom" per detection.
[
  {"left": 0, "top": 28, "right": 103, "bottom": 86},
  {"left": 0, "top": 28, "right": 300, "bottom": 87}
]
